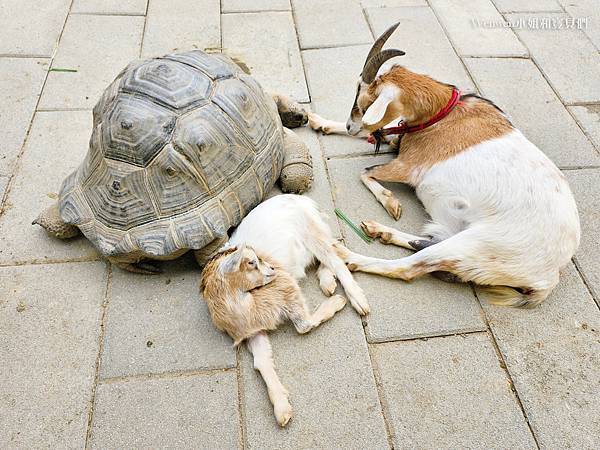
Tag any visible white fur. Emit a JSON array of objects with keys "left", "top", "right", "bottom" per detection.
[
  {"left": 362, "top": 85, "right": 399, "bottom": 126},
  {"left": 229, "top": 194, "right": 369, "bottom": 315},
  {"left": 415, "top": 129, "right": 580, "bottom": 290},
  {"left": 340, "top": 129, "right": 580, "bottom": 305}
]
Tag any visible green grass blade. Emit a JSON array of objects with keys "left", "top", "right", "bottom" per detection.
[
  {"left": 48, "top": 67, "right": 78, "bottom": 72},
  {"left": 334, "top": 208, "right": 373, "bottom": 244}
]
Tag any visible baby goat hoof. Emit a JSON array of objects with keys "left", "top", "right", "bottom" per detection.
[{"left": 275, "top": 400, "right": 293, "bottom": 427}]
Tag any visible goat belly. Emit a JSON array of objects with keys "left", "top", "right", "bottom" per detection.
[{"left": 414, "top": 129, "right": 580, "bottom": 274}]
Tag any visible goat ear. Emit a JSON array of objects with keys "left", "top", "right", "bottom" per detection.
[
  {"left": 362, "top": 86, "right": 397, "bottom": 126},
  {"left": 220, "top": 244, "right": 245, "bottom": 273}
]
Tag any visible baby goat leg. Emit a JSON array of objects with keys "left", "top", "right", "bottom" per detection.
[
  {"left": 317, "top": 264, "right": 337, "bottom": 296},
  {"left": 247, "top": 332, "right": 293, "bottom": 427},
  {"left": 290, "top": 292, "right": 346, "bottom": 334}
]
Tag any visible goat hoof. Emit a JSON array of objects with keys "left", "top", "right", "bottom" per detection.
[
  {"left": 347, "top": 263, "right": 358, "bottom": 272},
  {"left": 384, "top": 197, "right": 402, "bottom": 221},
  {"left": 361, "top": 220, "right": 382, "bottom": 239}
]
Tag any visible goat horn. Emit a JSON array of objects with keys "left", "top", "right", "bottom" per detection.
[
  {"left": 362, "top": 49, "right": 406, "bottom": 83},
  {"left": 363, "top": 22, "right": 401, "bottom": 70}
]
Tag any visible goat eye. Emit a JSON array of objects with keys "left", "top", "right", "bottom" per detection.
[{"left": 248, "top": 260, "right": 256, "bottom": 268}]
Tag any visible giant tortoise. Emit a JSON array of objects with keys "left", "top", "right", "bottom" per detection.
[{"left": 34, "top": 50, "right": 313, "bottom": 273}]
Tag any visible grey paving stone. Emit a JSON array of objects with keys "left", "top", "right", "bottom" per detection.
[
  {"left": 565, "top": 169, "right": 600, "bottom": 300},
  {"left": 291, "top": 0, "right": 373, "bottom": 49},
  {"left": 507, "top": 13, "right": 600, "bottom": 104},
  {"left": 569, "top": 105, "right": 600, "bottom": 150},
  {"left": 0, "top": 262, "right": 107, "bottom": 449},
  {"left": 293, "top": 124, "right": 340, "bottom": 234},
  {"left": 492, "top": 0, "right": 563, "bottom": 12},
  {"left": 372, "top": 333, "right": 537, "bottom": 449},
  {"left": 90, "top": 372, "right": 239, "bottom": 449},
  {"left": 366, "top": 6, "right": 476, "bottom": 91},
  {"left": 0, "top": 176, "right": 8, "bottom": 202},
  {"left": 240, "top": 274, "right": 389, "bottom": 448},
  {"left": 38, "top": 14, "right": 144, "bottom": 110},
  {"left": 0, "top": 111, "right": 98, "bottom": 265},
  {"left": 0, "top": 58, "right": 48, "bottom": 177},
  {"left": 302, "top": 45, "right": 376, "bottom": 158},
  {"left": 302, "top": 45, "right": 371, "bottom": 120},
  {"left": 100, "top": 258, "right": 236, "bottom": 379},
  {"left": 0, "top": 0, "right": 70, "bottom": 56},
  {"left": 479, "top": 264, "right": 600, "bottom": 449},
  {"left": 429, "top": 0, "right": 528, "bottom": 57},
  {"left": 558, "top": 0, "right": 600, "bottom": 50},
  {"left": 222, "top": 12, "right": 309, "bottom": 102},
  {"left": 142, "top": 0, "right": 220, "bottom": 57},
  {"left": 72, "top": 0, "right": 148, "bottom": 15},
  {"left": 362, "top": 0, "right": 426, "bottom": 6},
  {"left": 222, "top": 0, "right": 290, "bottom": 12},
  {"left": 327, "top": 155, "right": 485, "bottom": 342},
  {"left": 464, "top": 57, "right": 600, "bottom": 168}
]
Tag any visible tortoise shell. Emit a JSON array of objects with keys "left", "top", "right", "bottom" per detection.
[{"left": 58, "top": 51, "right": 284, "bottom": 258}]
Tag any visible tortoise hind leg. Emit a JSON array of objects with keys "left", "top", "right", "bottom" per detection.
[
  {"left": 271, "top": 93, "right": 308, "bottom": 128},
  {"left": 33, "top": 202, "right": 80, "bottom": 239},
  {"left": 279, "top": 128, "right": 313, "bottom": 194}
]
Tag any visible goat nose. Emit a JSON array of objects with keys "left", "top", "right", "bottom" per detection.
[{"left": 346, "top": 123, "right": 351, "bottom": 131}]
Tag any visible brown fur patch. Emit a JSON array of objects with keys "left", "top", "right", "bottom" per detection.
[
  {"left": 201, "top": 249, "right": 302, "bottom": 345},
  {"left": 365, "top": 66, "right": 514, "bottom": 185}
]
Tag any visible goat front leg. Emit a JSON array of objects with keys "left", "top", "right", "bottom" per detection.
[
  {"left": 360, "top": 164, "right": 402, "bottom": 220},
  {"left": 289, "top": 290, "right": 346, "bottom": 334},
  {"left": 246, "top": 332, "right": 293, "bottom": 427},
  {"left": 308, "top": 112, "right": 347, "bottom": 135},
  {"left": 361, "top": 221, "right": 428, "bottom": 249}
]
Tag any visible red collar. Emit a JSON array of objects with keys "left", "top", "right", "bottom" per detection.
[{"left": 368, "top": 88, "right": 462, "bottom": 148}]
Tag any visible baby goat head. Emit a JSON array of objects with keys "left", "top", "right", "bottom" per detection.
[{"left": 220, "top": 244, "right": 276, "bottom": 291}]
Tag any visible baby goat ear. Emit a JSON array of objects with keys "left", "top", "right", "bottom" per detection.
[
  {"left": 362, "top": 85, "right": 397, "bottom": 126},
  {"left": 220, "top": 244, "right": 246, "bottom": 274}
]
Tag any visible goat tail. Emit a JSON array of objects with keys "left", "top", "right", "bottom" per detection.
[
  {"left": 304, "top": 217, "right": 370, "bottom": 315},
  {"left": 480, "top": 285, "right": 549, "bottom": 309}
]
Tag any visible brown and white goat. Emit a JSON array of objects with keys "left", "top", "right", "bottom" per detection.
[
  {"left": 309, "top": 22, "right": 580, "bottom": 307},
  {"left": 200, "top": 194, "right": 368, "bottom": 426}
]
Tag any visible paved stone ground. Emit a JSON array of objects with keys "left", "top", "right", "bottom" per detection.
[{"left": 1, "top": 1, "right": 599, "bottom": 449}]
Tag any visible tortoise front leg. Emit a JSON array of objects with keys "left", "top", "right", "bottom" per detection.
[{"left": 279, "top": 128, "right": 313, "bottom": 194}]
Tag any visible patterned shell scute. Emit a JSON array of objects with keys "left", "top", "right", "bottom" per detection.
[
  {"left": 102, "top": 94, "right": 177, "bottom": 167},
  {"left": 58, "top": 50, "right": 284, "bottom": 258},
  {"left": 120, "top": 59, "right": 212, "bottom": 110},
  {"left": 172, "top": 104, "right": 255, "bottom": 200},
  {"left": 162, "top": 52, "right": 241, "bottom": 80},
  {"left": 82, "top": 159, "right": 156, "bottom": 230}
]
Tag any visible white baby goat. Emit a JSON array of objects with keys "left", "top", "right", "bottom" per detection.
[
  {"left": 200, "top": 194, "right": 368, "bottom": 426},
  {"left": 309, "top": 22, "right": 580, "bottom": 307}
]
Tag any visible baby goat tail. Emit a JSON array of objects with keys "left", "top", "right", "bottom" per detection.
[
  {"left": 304, "top": 218, "right": 370, "bottom": 315},
  {"left": 480, "top": 286, "right": 548, "bottom": 308}
]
